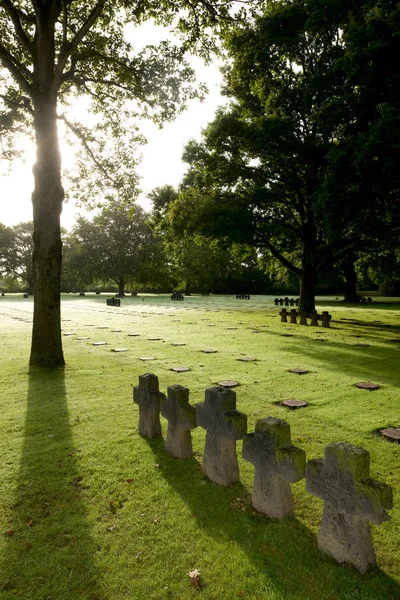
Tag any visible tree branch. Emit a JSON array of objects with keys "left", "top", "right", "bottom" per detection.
[
  {"left": 53, "top": 0, "right": 107, "bottom": 92},
  {"left": 258, "top": 238, "right": 302, "bottom": 276},
  {"left": 0, "top": 42, "right": 32, "bottom": 96},
  {"left": 0, "top": 0, "right": 32, "bottom": 52}
]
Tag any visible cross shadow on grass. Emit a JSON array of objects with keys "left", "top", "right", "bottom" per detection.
[
  {"left": 0, "top": 367, "right": 105, "bottom": 600},
  {"left": 147, "top": 437, "right": 400, "bottom": 600}
]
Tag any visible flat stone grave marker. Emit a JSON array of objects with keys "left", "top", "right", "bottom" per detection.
[
  {"left": 93, "top": 342, "right": 107, "bottom": 346},
  {"left": 172, "top": 343, "right": 186, "bottom": 346},
  {"left": 127, "top": 333, "right": 140, "bottom": 337},
  {"left": 226, "top": 327, "right": 238, "bottom": 330},
  {"left": 171, "top": 367, "right": 190, "bottom": 372},
  {"left": 201, "top": 349, "right": 217, "bottom": 354},
  {"left": 306, "top": 442, "right": 393, "bottom": 572},
  {"left": 315, "top": 338, "right": 326, "bottom": 342},
  {"left": 282, "top": 399, "right": 308, "bottom": 409},
  {"left": 288, "top": 368, "right": 309, "bottom": 375},
  {"left": 111, "top": 329, "right": 122, "bottom": 332},
  {"left": 281, "top": 333, "right": 294, "bottom": 337},
  {"left": 98, "top": 326, "right": 108, "bottom": 329},
  {"left": 112, "top": 348, "right": 128, "bottom": 352},
  {"left": 63, "top": 332, "right": 75, "bottom": 336},
  {"left": 133, "top": 373, "right": 165, "bottom": 438},
  {"left": 196, "top": 386, "right": 247, "bottom": 485},
  {"left": 243, "top": 417, "right": 305, "bottom": 519},
  {"left": 355, "top": 382, "right": 380, "bottom": 390},
  {"left": 149, "top": 337, "right": 162, "bottom": 341},
  {"left": 77, "top": 337, "right": 89, "bottom": 340},
  {"left": 237, "top": 357, "right": 257, "bottom": 362},
  {"left": 139, "top": 356, "right": 155, "bottom": 361},
  {"left": 160, "top": 384, "right": 197, "bottom": 458},
  {"left": 380, "top": 428, "right": 400, "bottom": 443},
  {"left": 217, "top": 380, "right": 239, "bottom": 387}
]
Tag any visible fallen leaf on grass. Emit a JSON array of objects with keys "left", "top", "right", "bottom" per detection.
[
  {"left": 24, "top": 541, "right": 32, "bottom": 549},
  {"left": 4, "top": 529, "right": 14, "bottom": 536},
  {"left": 26, "top": 520, "right": 33, "bottom": 527},
  {"left": 153, "top": 515, "right": 159, "bottom": 524},
  {"left": 126, "top": 478, "right": 134, "bottom": 483},
  {"left": 188, "top": 568, "right": 202, "bottom": 588}
]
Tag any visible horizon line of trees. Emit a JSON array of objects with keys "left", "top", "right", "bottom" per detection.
[{"left": 1, "top": 209, "right": 399, "bottom": 298}]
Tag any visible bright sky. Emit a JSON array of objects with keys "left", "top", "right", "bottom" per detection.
[{"left": 0, "top": 23, "right": 225, "bottom": 230}]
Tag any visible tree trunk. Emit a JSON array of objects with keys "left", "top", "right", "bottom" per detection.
[
  {"left": 29, "top": 96, "right": 65, "bottom": 367},
  {"left": 118, "top": 275, "right": 125, "bottom": 297},
  {"left": 298, "top": 266, "right": 317, "bottom": 313},
  {"left": 343, "top": 251, "right": 358, "bottom": 302}
]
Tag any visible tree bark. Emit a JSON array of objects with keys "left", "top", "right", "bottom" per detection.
[
  {"left": 343, "top": 251, "right": 358, "bottom": 302},
  {"left": 298, "top": 265, "right": 317, "bottom": 313},
  {"left": 118, "top": 275, "right": 125, "bottom": 297},
  {"left": 29, "top": 95, "right": 65, "bottom": 366}
]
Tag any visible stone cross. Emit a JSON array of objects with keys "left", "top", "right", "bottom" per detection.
[
  {"left": 306, "top": 442, "right": 393, "bottom": 573},
  {"left": 290, "top": 309, "right": 297, "bottom": 324},
  {"left": 196, "top": 386, "right": 247, "bottom": 486},
  {"left": 310, "top": 310, "right": 318, "bottom": 326},
  {"left": 284, "top": 297, "right": 289, "bottom": 306},
  {"left": 321, "top": 311, "right": 331, "bottom": 327},
  {"left": 274, "top": 298, "right": 279, "bottom": 306},
  {"left": 133, "top": 373, "right": 165, "bottom": 438},
  {"left": 279, "top": 298, "right": 284, "bottom": 305},
  {"left": 242, "top": 417, "right": 305, "bottom": 519},
  {"left": 299, "top": 309, "right": 307, "bottom": 325},
  {"left": 280, "top": 308, "right": 288, "bottom": 323},
  {"left": 160, "top": 384, "right": 197, "bottom": 459}
]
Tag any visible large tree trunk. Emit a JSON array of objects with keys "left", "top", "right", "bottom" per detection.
[
  {"left": 29, "top": 95, "right": 65, "bottom": 366},
  {"left": 343, "top": 251, "right": 358, "bottom": 302},
  {"left": 298, "top": 266, "right": 317, "bottom": 313},
  {"left": 118, "top": 275, "right": 125, "bottom": 297}
]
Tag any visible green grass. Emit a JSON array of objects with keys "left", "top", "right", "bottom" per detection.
[{"left": 0, "top": 293, "right": 399, "bottom": 600}]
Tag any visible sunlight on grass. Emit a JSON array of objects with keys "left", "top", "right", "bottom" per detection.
[{"left": 0, "top": 294, "right": 399, "bottom": 599}]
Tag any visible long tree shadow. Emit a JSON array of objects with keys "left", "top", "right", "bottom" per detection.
[
  {"left": 0, "top": 367, "right": 105, "bottom": 600},
  {"left": 147, "top": 437, "right": 400, "bottom": 600}
]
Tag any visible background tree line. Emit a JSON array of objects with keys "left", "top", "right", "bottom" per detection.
[{"left": 1, "top": 206, "right": 399, "bottom": 297}]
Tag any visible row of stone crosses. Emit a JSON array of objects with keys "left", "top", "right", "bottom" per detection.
[{"left": 133, "top": 373, "right": 393, "bottom": 574}]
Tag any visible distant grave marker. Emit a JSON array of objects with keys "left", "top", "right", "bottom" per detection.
[
  {"left": 201, "top": 349, "right": 217, "bottom": 354},
  {"left": 282, "top": 399, "right": 308, "bottom": 409},
  {"left": 139, "top": 357, "right": 155, "bottom": 361},
  {"left": 92, "top": 342, "right": 107, "bottom": 346},
  {"left": 380, "top": 428, "right": 400, "bottom": 443},
  {"left": 288, "top": 368, "right": 309, "bottom": 375},
  {"left": 355, "top": 382, "right": 380, "bottom": 390},
  {"left": 112, "top": 348, "right": 128, "bottom": 352},
  {"left": 77, "top": 337, "right": 89, "bottom": 340},
  {"left": 170, "top": 367, "right": 190, "bottom": 373},
  {"left": 237, "top": 357, "right": 257, "bottom": 362},
  {"left": 217, "top": 380, "right": 239, "bottom": 387}
]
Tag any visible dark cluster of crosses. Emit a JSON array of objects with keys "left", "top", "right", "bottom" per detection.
[
  {"left": 354, "top": 296, "right": 373, "bottom": 304},
  {"left": 236, "top": 293, "right": 251, "bottom": 299},
  {"left": 171, "top": 292, "right": 184, "bottom": 301},
  {"left": 133, "top": 374, "right": 393, "bottom": 574},
  {"left": 274, "top": 297, "right": 299, "bottom": 306},
  {"left": 106, "top": 297, "right": 121, "bottom": 307},
  {"left": 280, "top": 308, "right": 332, "bottom": 327}
]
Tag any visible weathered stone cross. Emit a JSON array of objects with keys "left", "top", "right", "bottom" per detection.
[
  {"left": 133, "top": 373, "right": 165, "bottom": 438},
  {"left": 160, "top": 384, "right": 197, "bottom": 459},
  {"left": 306, "top": 442, "right": 393, "bottom": 572},
  {"left": 196, "top": 386, "right": 247, "bottom": 486},
  {"left": 242, "top": 417, "right": 305, "bottom": 519}
]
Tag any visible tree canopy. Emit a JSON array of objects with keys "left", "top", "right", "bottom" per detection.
[{"left": 165, "top": 0, "right": 400, "bottom": 311}]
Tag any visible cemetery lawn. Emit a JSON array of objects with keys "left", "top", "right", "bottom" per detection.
[{"left": 0, "top": 294, "right": 399, "bottom": 600}]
